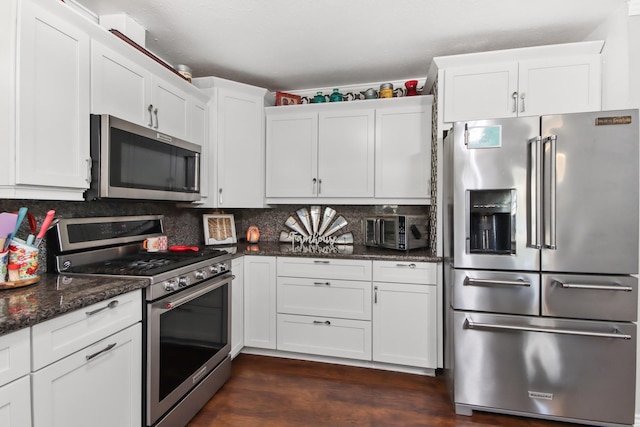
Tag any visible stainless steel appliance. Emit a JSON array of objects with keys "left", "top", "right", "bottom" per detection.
[
  {"left": 48, "top": 215, "right": 232, "bottom": 427},
  {"left": 443, "top": 110, "right": 639, "bottom": 427},
  {"left": 86, "top": 115, "right": 201, "bottom": 202},
  {"left": 364, "top": 214, "right": 429, "bottom": 250}
]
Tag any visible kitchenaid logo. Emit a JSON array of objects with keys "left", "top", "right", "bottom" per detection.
[{"left": 528, "top": 391, "right": 553, "bottom": 400}]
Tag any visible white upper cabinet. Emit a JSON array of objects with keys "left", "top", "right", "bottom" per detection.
[
  {"left": 10, "top": 0, "right": 91, "bottom": 199},
  {"left": 193, "top": 77, "right": 267, "bottom": 208},
  {"left": 265, "top": 97, "right": 431, "bottom": 205},
  {"left": 266, "top": 111, "right": 318, "bottom": 198},
  {"left": 91, "top": 39, "right": 151, "bottom": 126},
  {"left": 435, "top": 41, "right": 603, "bottom": 122},
  {"left": 150, "top": 76, "right": 189, "bottom": 140},
  {"left": 375, "top": 98, "right": 431, "bottom": 200}
]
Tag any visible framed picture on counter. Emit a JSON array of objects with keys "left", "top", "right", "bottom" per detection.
[{"left": 203, "top": 214, "right": 237, "bottom": 245}]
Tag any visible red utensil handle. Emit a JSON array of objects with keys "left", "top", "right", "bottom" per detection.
[{"left": 36, "top": 210, "right": 56, "bottom": 239}]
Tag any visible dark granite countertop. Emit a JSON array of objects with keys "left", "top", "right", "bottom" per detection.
[
  {"left": 0, "top": 274, "right": 149, "bottom": 337},
  {"left": 228, "top": 241, "right": 441, "bottom": 262}
]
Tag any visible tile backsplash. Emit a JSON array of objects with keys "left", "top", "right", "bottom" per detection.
[{"left": 0, "top": 199, "right": 432, "bottom": 273}]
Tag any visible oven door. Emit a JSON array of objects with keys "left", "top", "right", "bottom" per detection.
[{"left": 146, "top": 274, "right": 231, "bottom": 425}]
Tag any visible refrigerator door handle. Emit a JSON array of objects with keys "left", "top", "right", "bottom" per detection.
[
  {"left": 543, "top": 135, "right": 557, "bottom": 250},
  {"left": 556, "top": 280, "right": 634, "bottom": 292},
  {"left": 464, "top": 317, "right": 632, "bottom": 340},
  {"left": 528, "top": 137, "right": 542, "bottom": 249},
  {"left": 464, "top": 277, "right": 531, "bottom": 287}
]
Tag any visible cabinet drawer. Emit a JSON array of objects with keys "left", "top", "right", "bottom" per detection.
[
  {"left": 277, "top": 314, "right": 371, "bottom": 360},
  {"left": 32, "top": 290, "right": 142, "bottom": 370},
  {"left": 277, "top": 257, "right": 372, "bottom": 281},
  {"left": 0, "top": 328, "right": 30, "bottom": 386},
  {"left": 277, "top": 277, "right": 371, "bottom": 320},
  {"left": 372, "top": 260, "right": 436, "bottom": 284}
]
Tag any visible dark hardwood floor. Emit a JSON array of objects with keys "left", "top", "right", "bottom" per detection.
[{"left": 188, "top": 354, "right": 582, "bottom": 427}]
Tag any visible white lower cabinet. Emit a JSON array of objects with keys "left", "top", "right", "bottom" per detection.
[
  {"left": 243, "top": 256, "right": 277, "bottom": 349},
  {"left": 31, "top": 290, "right": 142, "bottom": 427},
  {"left": 0, "top": 376, "right": 31, "bottom": 427},
  {"left": 231, "top": 257, "right": 244, "bottom": 358},
  {"left": 32, "top": 324, "right": 142, "bottom": 427},
  {"left": 277, "top": 314, "right": 371, "bottom": 360},
  {"left": 276, "top": 257, "right": 372, "bottom": 360},
  {"left": 0, "top": 328, "right": 31, "bottom": 427},
  {"left": 372, "top": 261, "right": 438, "bottom": 369}
]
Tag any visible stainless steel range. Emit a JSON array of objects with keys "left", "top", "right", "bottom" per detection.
[{"left": 49, "top": 215, "right": 233, "bottom": 427}]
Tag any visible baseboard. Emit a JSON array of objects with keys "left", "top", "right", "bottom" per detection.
[{"left": 240, "top": 347, "right": 436, "bottom": 376}]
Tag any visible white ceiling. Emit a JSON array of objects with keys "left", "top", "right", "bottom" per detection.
[{"left": 71, "top": 0, "right": 625, "bottom": 92}]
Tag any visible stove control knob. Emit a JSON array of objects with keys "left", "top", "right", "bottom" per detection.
[
  {"left": 209, "top": 265, "right": 220, "bottom": 274},
  {"left": 164, "top": 280, "right": 178, "bottom": 292},
  {"left": 218, "top": 263, "right": 228, "bottom": 272},
  {"left": 178, "top": 277, "right": 190, "bottom": 288},
  {"left": 194, "top": 270, "right": 207, "bottom": 280}
]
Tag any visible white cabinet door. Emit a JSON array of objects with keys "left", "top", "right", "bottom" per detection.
[
  {"left": 243, "top": 256, "right": 277, "bottom": 349},
  {"left": 151, "top": 76, "right": 189, "bottom": 140},
  {"left": 32, "top": 324, "right": 142, "bottom": 427},
  {"left": 444, "top": 62, "right": 518, "bottom": 122},
  {"left": 265, "top": 112, "right": 318, "bottom": 198},
  {"left": 0, "top": 376, "right": 31, "bottom": 427},
  {"left": 91, "top": 39, "right": 152, "bottom": 126},
  {"left": 375, "top": 102, "right": 431, "bottom": 199},
  {"left": 518, "top": 55, "right": 601, "bottom": 117},
  {"left": 17, "top": 0, "right": 90, "bottom": 190},
  {"left": 317, "top": 109, "right": 374, "bottom": 197},
  {"left": 216, "top": 87, "right": 265, "bottom": 207},
  {"left": 372, "top": 283, "right": 437, "bottom": 368},
  {"left": 231, "top": 257, "right": 244, "bottom": 358}
]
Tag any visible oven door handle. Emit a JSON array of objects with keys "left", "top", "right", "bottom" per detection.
[{"left": 163, "top": 275, "right": 232, "bottom": 310}]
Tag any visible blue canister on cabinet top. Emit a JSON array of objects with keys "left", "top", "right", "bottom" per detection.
[
  {"left": 329, "top": 88, "right": 343, "bottom": 102},
  {"left": 313, "top": 91, "right": 326, "bottom": 103}
]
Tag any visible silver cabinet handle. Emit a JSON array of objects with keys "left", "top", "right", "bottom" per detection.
[
  {"left": 543, "top": 135, "right": 557, "bottom": 250},
  {"left": 313, "top": 282, "right": 330, "bottom": 286},
  {"left": 86, "top": 342, "right": 117, "bottom": 361},
  {"left": 527, "top": 137, "right": 542, "bottom": 249},
  {"left": 396, "top": 263, "right": 416, "bottom": 269},
  {"left": 85, "top": 158, "right": 92, "bottom": 184},
  {"left": 465, "top": 317, "right": 631, "bottom": 340},
  {"left": 85, "top": 300, "right": 118, "bottom": 316},
  {"left": 512, "top": 92, "right": 518, "bottom": 113},
  {"left": 153, "top": 107, "right": 159, "bottom": 129},
  {"left": 464, "top": 277, "right": 531, "bottom": 287},
  {"left": 558, "top": 281, "right": 633, "bottom": 292},
  {"left": 147, "top": 104, "right": 154, "bottom": 127},
  {"left": 312, "top": 177, "right": 317, "bottom": 195},
  {"left": 313, "top": 260, "right": 330, "bottom": 264},
  {"left": 318, "top": 178, "right": 322, "bottom": 194},
  {"left": 218, "top": 188, "right": 223, "bottom": 205},
  {"left": 313, "top": 320, "right": 331, "bottom": 325},
  {"left": 374, "top": 285, "right": 378, "bottom": 304},
  {"left": 520, "top": 92, "right": 526, "bottom": 112}
]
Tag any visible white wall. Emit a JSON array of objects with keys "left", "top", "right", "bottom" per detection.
[{"left": 587, "top": 6, "right": 640, "bottom": 425}]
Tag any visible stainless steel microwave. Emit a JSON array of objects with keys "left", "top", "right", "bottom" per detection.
[
  {"left": 86, "top": 115, "right": 201, "bottom": 202},
  {"left": 364, "top": 215, "right": 429, "bottom": 250}
]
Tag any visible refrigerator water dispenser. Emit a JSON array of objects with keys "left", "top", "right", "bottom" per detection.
[{"left": 468, "top": 189, "right": 515, "bottom": 254}]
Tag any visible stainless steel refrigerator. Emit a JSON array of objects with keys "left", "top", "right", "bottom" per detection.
[{"left": 443, "top": 109, "right": 639, "bottom": 427}]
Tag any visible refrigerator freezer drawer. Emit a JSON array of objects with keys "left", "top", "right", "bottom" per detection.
[
  {"left": 452, "top": 269, "right": 540, "bottom": 315},
  {"left": 453, "top": 311, "right": 636, "bottom": 426},
  {"left": 542, "top": 274, "right": 638, "bottom": 322}
]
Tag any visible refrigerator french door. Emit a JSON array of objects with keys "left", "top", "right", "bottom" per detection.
[{"left": 452, "top": 110, "right": 639, "bottom": 273}]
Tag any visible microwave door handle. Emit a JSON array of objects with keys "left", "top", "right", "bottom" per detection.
[{"left": 193, "top": 153, "right": 201, "bottom": 192}]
